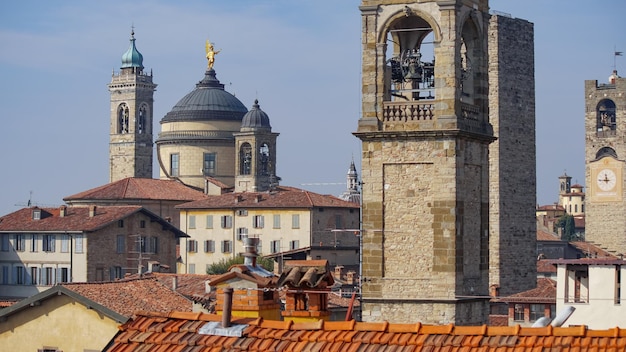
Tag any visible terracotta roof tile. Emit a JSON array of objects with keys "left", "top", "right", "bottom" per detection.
[
  {"left": 61, "top": 277, "right": 193, "bottom": 317},
  {"left": 537, "top": 229, "right": 561, "bottom": 241},
  {"left": 496, "top": 278, "right": 556, "bottom": 304},
  {"left": 569, "top": 241, "right": 619, "bottom": 259},
  {"left": 64, "top": 177, "right": 208, "bottom": 202},
  {"left": 104, "top": 312, "right": 626, "bottom": 352},
  {"left": 177, "top": 186, "right": 359, "bottom": 210},
  {"left": 0, "top": 206, "right": 184, "bottom": 237}
]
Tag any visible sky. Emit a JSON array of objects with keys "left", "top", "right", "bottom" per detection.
[{"left": 0, "top": 0, "right": 624, "bottom": 216}]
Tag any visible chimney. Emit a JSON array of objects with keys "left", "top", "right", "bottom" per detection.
[
  {"left": 172, "top": 276, "right": 178, "bottom": 290},
  {"left": 346, "top": 270, "right": 355, "bottom": 285},
  {"left": 89, "top": 205, "right": 96, "bottom": 218},
  {"left": 59, "top": 205, "right": 67, "bottom": 217},
  {"left": 222, "top": 287, "right": 233, "bottom": 328},
  {"left": 235, "top": 195, "right": 243, "bottom": 203},
  {"left": 490, "top": 284, "right": 500, "bottom": 297},
  {"left": 334, "top": 265, "right": 344, "bottom": 280},
  {"left": 255, "top": 194, "right": 262, "bottom": 203},
  {"left": 243, "top": 237, "right": 259, "bottom": 267}
]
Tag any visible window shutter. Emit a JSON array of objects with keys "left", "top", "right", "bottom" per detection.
[
  {"left": 41, "top": 268, "right": 47, "bottom": 286},
  {"left": 12, "top": 267, "right": 17, "bottom": 285}
]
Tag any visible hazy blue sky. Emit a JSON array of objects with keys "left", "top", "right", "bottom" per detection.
[{"left": 0, "top": 1, "right": 624, "bottom": 216}]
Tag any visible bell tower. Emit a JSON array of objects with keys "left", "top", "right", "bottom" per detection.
[
  {"left": 108, "top": 30, "right": 156, "bottom": 182},
  {"left": 585, "top": 69, "right": 626, "bottom": 255},
  {"left": 234, "top": 100, "right": 279, "bottom": 193},
  {"left": 354, "top": 0, "right": 494, "bottom": 324}
]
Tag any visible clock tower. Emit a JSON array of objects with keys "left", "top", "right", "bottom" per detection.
[{"left": 585, "top": 69, "right": 626, "bottom": 255}]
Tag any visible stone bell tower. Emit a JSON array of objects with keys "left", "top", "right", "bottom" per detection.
[
  {"left": 108, "top": 30, "right": 156, "bottom": 182},
  {"left": 585, "top": 69, "right": 626, "bottom": 255},
  {"left": 354, "top": 0, "right": 494, "bottom": 324},
  {"left": 234, "top": 100, "right": 279, "bottom": 193}
]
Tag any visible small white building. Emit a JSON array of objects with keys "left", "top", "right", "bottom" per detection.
[{"left": 553, "top": 258, "right": 626, "bottom": 329}]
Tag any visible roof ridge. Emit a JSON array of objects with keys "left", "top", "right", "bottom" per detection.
[{"left": 125, "top": 312, "right": 626, "bottom": 337}]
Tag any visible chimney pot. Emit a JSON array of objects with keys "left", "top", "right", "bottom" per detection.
[{"left": 222, "top": 287, "right": 233, "bottom": 328}]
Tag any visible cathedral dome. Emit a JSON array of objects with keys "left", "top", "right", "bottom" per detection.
[
  {"left": 121, "top": 31, "right": 144, "bottom": 69},
  {"left": 161, "top": 69, "right": 247, "bottom": 122},
  {"left": 241, "top": 99, "right": 271, "bottom": 131}
]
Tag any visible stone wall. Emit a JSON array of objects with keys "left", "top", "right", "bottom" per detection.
[{"left": 487, "top": 14, "right": 537, "bottom": 296}]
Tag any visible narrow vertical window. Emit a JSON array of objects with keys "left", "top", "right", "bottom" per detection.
[
  {"left": 206, "top": 215, "right": 213, "bottom": 229},
  {"left": 221, "top": 215, "right": 233, "bottom": 229},
  {"left": 239, "top": 143, "right": 252, "bottom": 175},
  {"left": 30, "top": 267, "right": 38, "bottom": 285},
  {"left": 75, "top": 235, "right": 84, "bottom": 253},
  {"left": 138, "top": 105, "right": 147, "bottom": 134},
  {"left": 189, "top": 215, "right": 196, "bottom": 229},
  {"left": 42, "top": 235, "right": 55, "bottom": 252},
  {"left": 1, "top": 234, "right": 9, "bottom": 251},
  {"left": 170, "top": 153, "right": 180, "bottom": 177},
  {"left": 116, "top": 235, "right": 125, "bottom": 254},
  {"left": 253, "top": 215, "right": 264, "bottom": 229},
  {"left": 273, "top": 214, "right": 281, "bottom": 229},
  {"left": 14, "top": 234, "right": 25, "bottom": 252},
  {"left": 60, "top": 235, "right": 69, "bottom": 253},
  {"left": 203, "top": 153, "right": 216, "bottom": 176},
  {"left": 30, "top": 234, "right": 38, "bottom": 252},
  {"left": 292, "top": 214, "right": 300, "bottom": 229},
  {"left": 259, "top": 143, "right": 270, "bottom": 176},
  {"left": 616, "top": 265, "right": 621, "bottom": 305},
  {"left": 118, "top": 104, "right": 130, "bottom": 134}
]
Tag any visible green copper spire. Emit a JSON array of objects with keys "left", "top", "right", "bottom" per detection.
[{"left": 121, "top": 29, "right": 144, "bottom": 70}]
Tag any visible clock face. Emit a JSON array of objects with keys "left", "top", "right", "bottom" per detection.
[{"left": 597, "top": 168, "right": 617, "bottom": 191}]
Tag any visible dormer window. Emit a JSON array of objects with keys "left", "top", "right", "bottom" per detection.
[{"left": 33, "top": 209, "right": 41, "bottom": 220}]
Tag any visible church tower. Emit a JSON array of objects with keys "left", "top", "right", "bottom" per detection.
[
  {"left": 585, "top": 69, "right": 626, "bottom": 255},
  {"left": 234, "top": 100, "right": 279, "bottom": 193},
  {"left": 354, "top": 0, "right": 494, "bottom": 324},
  {"left": 108, "top": 30, "right": 156, "bottom": 182}
]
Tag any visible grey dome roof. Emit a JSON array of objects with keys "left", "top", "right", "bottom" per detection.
[
  {"left": 241, "top": 99, "right": 271, "bottom": 131},
  {"left": 161, "top": 69, "right": 247, "bottom": 122}
]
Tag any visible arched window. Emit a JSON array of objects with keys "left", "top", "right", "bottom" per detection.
[
  {"left": 239, "top": 143, "right": 252, "bottom": 175},
  {"left": 118, "top": 104, "right": 129, "bottom": 134},
  {"left": 596, "top": 99, "right": 616, "bottom": 132},
  {"left": 259, "top": 143, "right": 270, "bottom": 176},
  {"left": 138, "top": 105, "right": 147, "bottom": 134},
  {"left": 595, "top": 147, "right": 618, "bottom": 160},
  {"left": 460, "top": 17, "right": 481, "bottom": 105},
  {"left": 385, "top": 14, "right": 435, "bottom": 101}
]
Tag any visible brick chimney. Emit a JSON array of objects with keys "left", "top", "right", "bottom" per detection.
[
  {"left": 278, "top": 260, "right": 334, "bottom": 323},
  {"left": 210, "top": 252, "right": 281, "bottom": 320}
]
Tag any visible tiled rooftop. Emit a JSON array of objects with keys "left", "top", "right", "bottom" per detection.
[
  {"left": 496, "top": 278, "right": 556, "bottom": 304},
  {"left": 104, "top": 311, "right": 626, "bottom": 352},
  {"left": 61, "top": 277, "right": 193, "bottom": 318},
  {"left": 64, "top": 177, "right": 208, "bottom": 202},
  {"left": 0, "top": 205, "right": 183, "bottom": 235},
  {"left": 177, "top": 186, "right": 360, "bottom": 210},
  {"left": 537, "top": 229, "right": 561, "bottom": 241},
  {"left": 569, "top": 241, "right": 619, "bottom": 259}
]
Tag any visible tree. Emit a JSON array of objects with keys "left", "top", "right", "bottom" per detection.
[
  {"left": 556, "top": 214, "right": 580, "bottom": 241},
  {"left": 206, "top": 255, "right": 275, "bottom": 275}
]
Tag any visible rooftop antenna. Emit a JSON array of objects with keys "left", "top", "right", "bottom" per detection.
[{"left": 614, "top": 46, "right": 623, "bottom": 71}]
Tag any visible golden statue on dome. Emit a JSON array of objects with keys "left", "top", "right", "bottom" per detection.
[{"left": 205, "top": 39, "right": 221, "bottom": 69}]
